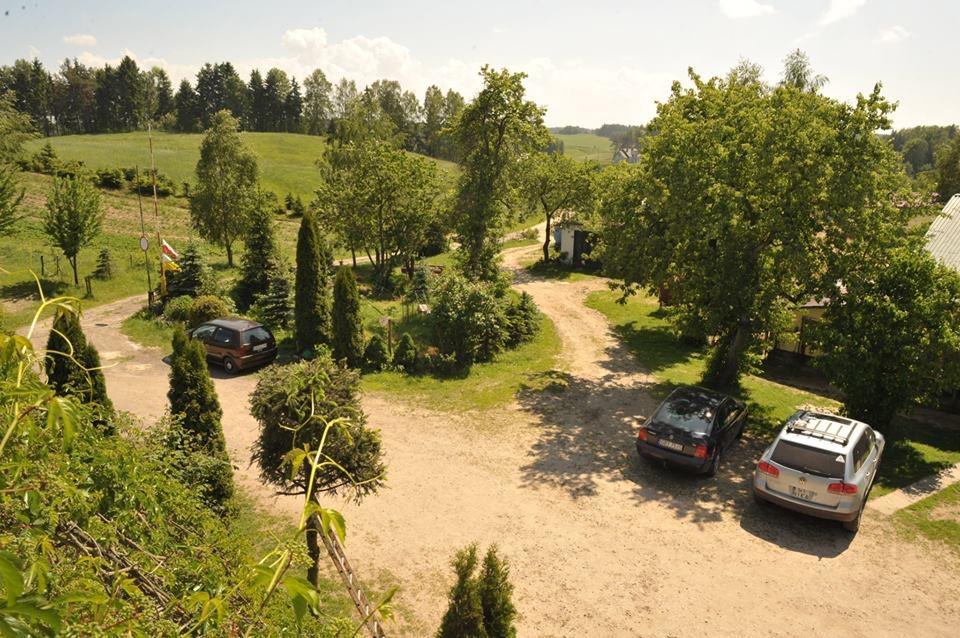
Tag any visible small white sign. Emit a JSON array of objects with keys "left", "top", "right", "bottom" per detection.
[{"left": 139, "top": 235, "right": 149, "bottom": 251}]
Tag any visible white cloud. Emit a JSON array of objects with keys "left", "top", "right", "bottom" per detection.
[
  {"left": 63, "top": 33, "right": 97, "bottom": 47},
  {"left": 876, "top": 24, "right": 911, "bottom": 44},
  {"left": 820, "top": 0, "right": 867, "bottom": 25},
  {"left": 717, "top": 0, "right": 776, "bottom": 19},
  {"left": 75, "top": 48, "right": 198, "bottom": 84}
]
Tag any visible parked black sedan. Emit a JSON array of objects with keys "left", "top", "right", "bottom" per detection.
[{"left": 636, "top": 386, "right": 747, "bottom": 476}]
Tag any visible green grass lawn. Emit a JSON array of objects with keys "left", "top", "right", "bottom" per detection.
[
  {"left": 121, "top": 311, "right": 176, "bottom": 351},
  {"left": 362, "top": 315, "right": 563, "bottom": 412},
  {"left": 585, "top": 289, "right": 960, "bottom": 496},
  {"left": 894, "top": 482, "right": 960, "bottom": 552},
  {"left": 26, "top": 131, "right": 458, "bottom": 200},
  {"left": 554, "top": 133, "right": 613, "bottom": 164},
  {"left": 523, "top": 259, "right": 603, "bottom": 282}
]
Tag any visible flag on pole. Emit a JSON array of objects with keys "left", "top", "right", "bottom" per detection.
[
  {"left": 161, "top": 252, "right": 181, "bottom": 272},
  {"left": 161, "top": 239, "right": 179, "bottom": 260}
]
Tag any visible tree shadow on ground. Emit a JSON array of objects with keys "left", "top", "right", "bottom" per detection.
[
  {"left": 607, "top": 321, "right": 702, "bottom": 377},
  {"left": 875, "top": 416, "right": 960, "bottom": 493},
  {"left": 517, "top": 371, "right": 855, "bottom": 555},
  {"left": 0, "top": 277, "right": 70, "bottom": 301}
]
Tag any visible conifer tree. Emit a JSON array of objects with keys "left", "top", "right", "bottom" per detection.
[
  {"left": 167, "top": 243, "right": 214, "bottom": 297},
  {"left": 392, "top": 333, "right": 418, "bottom": 372},
  {"left": 45, "top": 309, "right": 113, "bottom": 413},
  {"left": 235, "top": 197, "right": 277, "bottom": 310},
  {"left": 168, "top": 329, "right": 228, "bottom": 455},
  {"left": 332, "top": 266, "right": 363, "bottom": 367},
  {"left": 93, "top": 247, "right": 112, "bottom": 279},
  {"left": 437, "top": 545, "right": 487, "bottom": 638},
  {"left": 363, "top": 334, "right": 390, "bottom": 371},
  {"left": 255, "top": 258, "right": 294, "bottom": 329},
  {"left": 167, "top": 329, "right": 234, "bottom": 509},
  {"left": 478, "top": 546, "right": 517, "bottom": 638},
  {"left": 294, "top": 210, "right": 332, "bottom": 352}
]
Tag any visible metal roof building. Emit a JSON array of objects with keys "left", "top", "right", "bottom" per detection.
[{"left": 925, "top": 194, "right": 960, "bottom": 272}]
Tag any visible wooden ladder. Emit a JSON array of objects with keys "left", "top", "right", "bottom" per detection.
[{"left": 318, "top": 525, "right": 387, "bottom": 638}]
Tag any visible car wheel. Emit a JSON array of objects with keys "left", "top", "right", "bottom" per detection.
[
  {"left": 843, "top": 502, "right": 864, "bottom": 533},
  {"left": 705, "top": 448, "right": 721, "bottom": 477},
  {"left": 222, "top": 357, "right": 238, "bottom": 375}
]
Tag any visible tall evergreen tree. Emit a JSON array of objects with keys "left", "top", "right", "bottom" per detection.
[
  {"left": 247, "top": 69, "right": 267, "bottom": 131},
  {"left": 294, "top": 210, "right": 332, "bottom": 352},
  {"left": 235, "top": 194, "right": 277, "bottom": 310},
  {"left": 167, "top": 329, "right": 234, "bottom": 508},
  {"left": 478, "top": 546, "right": 517, "bottom": 638},
  {"left": 285, "top": 77, "right": 303, "bottom": 133},
  {"left": 174, "top": 79, "right": 200, "bottom": 132},
  {"left": 45, "top": 309, "right": 113, "bottom": 412},
  {"left": 332, "top": 266, "right": 364, "bottom": 367},
  {"left": 255, "top": 257, "right": 294, "bottom": 329},
  {"left": 437, "top": 545, "right": 487, "bottom": 638},
  {"left": 168, "top": 329, "right": 227, "bottom": 454}
]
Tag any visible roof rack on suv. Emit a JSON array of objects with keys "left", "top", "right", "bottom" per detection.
[{"left": 785, "top": 411, "right": 854, "bottom": 446}]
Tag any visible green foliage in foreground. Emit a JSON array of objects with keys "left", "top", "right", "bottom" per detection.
[{"left": 44, "top": 308, "right": 113, "bottom": 414}]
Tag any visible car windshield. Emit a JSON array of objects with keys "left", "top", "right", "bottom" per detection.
[
  {"left": 242, "top": 327, "right": 272, "bottom": 345},
  {"left": 771, "top": 440, "right": 845, "bottom": 478},
  {"left": 651, "top": 394, "right": 716, "bottom": 434}
]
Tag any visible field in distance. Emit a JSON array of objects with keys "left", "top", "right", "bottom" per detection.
[
  {"left": 25, "top": 131, "right": 459, "bottom": 199},
  {"left": 555, "top": 133, "right": 614, "bottom": 164}
]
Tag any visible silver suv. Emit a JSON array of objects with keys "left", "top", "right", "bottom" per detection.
[{"left": 752, "top": 411, "right": 884, "bottom": 532}]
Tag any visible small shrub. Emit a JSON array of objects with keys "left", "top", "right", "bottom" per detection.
[
  {"left": 93, "top": 247, "right": 113, "bottom": 279},
  {"left": 163, "top": 295, "right": 194, "bottom": 324},
  {"left": 407, "top": 264, "right": 431, "bottom": 303},
  {"left": 504, "top": 292, "right": 540, "bottom": 347},
  {"left": 519, "top": 226, "right": 539, "bottom": 241},
  {"left": 363, "top": 334, "right": 390, "bottom": 371},
  {"left": 189, "top": 295, "right": 230, "bottom": 328},
  {"left": 31, "top": 142, "right": 58, "bottom": 173},
  {"left": 432, "top": 272, "right": 508, "bottom": 364},
  {"left": 392, "top": 333, "right": 419, "bottom": 372},
  {"left": 122, "top": 166, "right": 137, "bottom": 182},
  {"left": 438, "top": 544, "right": 519, "bottom": 638},
  {"left": 95, "top": 168, "right": 124, "bottom": 189}
]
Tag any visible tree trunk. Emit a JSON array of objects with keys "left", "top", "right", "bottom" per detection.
[
  {"left": 351, "top": 247, "right": 357, "bottom": 268},
  {"left": 705, "top": 320, "right": 751, "bottom": 388},
  {"left": 225, "top": 241, "right": 234, "bottom": 267},
  {"left": 306, "top": 513, "right": 322, "bottom": 588},
  {"left": 70, "top": 256, "right": 79, "bottom": 286},
  {"left": 543, "top": 212, "right": 552, "bottom": 263}
]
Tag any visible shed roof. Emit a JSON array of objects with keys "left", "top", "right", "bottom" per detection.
[{"left": 926, "top": 194, "right": 960, "bottom": 272}]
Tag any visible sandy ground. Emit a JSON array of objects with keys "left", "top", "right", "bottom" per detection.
[{"left": 24, "top": 244, "right": 960, "bottom": 637}]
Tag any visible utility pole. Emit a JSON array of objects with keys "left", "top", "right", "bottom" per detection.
[{"left": 135, "top": 165, "right": 153, "bottom": 307}]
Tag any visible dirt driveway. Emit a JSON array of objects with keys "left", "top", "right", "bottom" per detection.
[{"left": 30, "top": 245, "right": 960, "bottom": 637}]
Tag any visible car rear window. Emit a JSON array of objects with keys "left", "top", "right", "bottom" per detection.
[
  {"left": 242, "top": 327, "right": 272, "bottom": 345},
  {"left": 651, "top": 397, "right": 715, "bottom": 434},
  {"left": 771, "top": 440, "right": 846, "bottom": 478}
]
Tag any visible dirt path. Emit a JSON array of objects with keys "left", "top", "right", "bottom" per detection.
[{"left": 27, "top": 252, "right": 960, "bottom": 637}]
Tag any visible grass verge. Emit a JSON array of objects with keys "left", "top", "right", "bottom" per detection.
[
  {"left": 894, "top": 482, "right": 960, "bottom": 552},
  {"left": 121, "top": 310, "right": 176, "bottom": 351}
]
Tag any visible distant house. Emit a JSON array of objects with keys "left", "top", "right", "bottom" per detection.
[
  {"left": 925, "top": 194, "right": 960, "bottom": 272},
  {"left": 612, "top": 147, "right": 640, "bottom": 164}
]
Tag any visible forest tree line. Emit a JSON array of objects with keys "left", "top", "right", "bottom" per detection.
[{"left": 0, "top": 56, "right": 466, "bottom": 160}]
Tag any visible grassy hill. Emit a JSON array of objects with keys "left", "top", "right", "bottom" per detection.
[
  {"left": 25, "top": 131, "right": 458, "bottom": 199},
  {"left": 554, "top": 133, "right": 613, "bottom": 164}
]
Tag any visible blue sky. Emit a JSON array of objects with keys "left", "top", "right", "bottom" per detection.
[{"left": 1, "top": 0, "right": 956, "bottom": 128}]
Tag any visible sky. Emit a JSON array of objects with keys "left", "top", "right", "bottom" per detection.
[{"left": 1, "top": 0, "right": 957, "bottom": 129}]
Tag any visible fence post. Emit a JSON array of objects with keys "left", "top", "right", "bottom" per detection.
[
  {"left": 40, "top": 255, "right": 45, "bottom": 277},
  {"left": 84, "top": 275, "right": 93, "bottom": 297}
]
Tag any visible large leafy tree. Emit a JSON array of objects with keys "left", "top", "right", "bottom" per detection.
[
  {"left": 43, "top": 176, "right": 104, "bottom": 285},
  {"left": 317, "top": 139, "right": 442, "bottom": 290},
  {"left": 450, "top": 66, "right": 549, "bottom": 281},
  {"left": 190, "top": 109, "right": 259, "bottom": 266},
  {"left": 602, "top": 64, "right": 906, "bottom": 387},
  {"left": 811, "top": 245, "right": 960, "bottom": 429},
  {"left": 303, "top": 68, "right": 333, "bottom": 135},
  {"left": 936, "top": 134, "right": 960, "bottom": 201},
  {"left": 521, "top": 152, "right": 595, "bottom": 262},
  {"left": 294, "top": 210, "right": 332, "bottom": 352},
  {"left": 250, "top": 355, "right": 385, "bottom": 586}
]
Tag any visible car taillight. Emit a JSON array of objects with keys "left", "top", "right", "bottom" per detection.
[
  {"left": 828, "top": 482, "right": 858, "bottom": 495},
  {"left": 637, "top": 427, "right": 648, "bottom": 442},
  {"left": 694, "top": 444, "right": 708, "bottom": 459},
  {"left": 758, "top": 461, "right": 780, "bottom": 477}
]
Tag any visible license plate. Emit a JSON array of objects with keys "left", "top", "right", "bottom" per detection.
[
  {"left": 253, "top": 344, "right": 267, "bottom": 352},
  {"left": 658, "top": 439, "right": 683, "bottom": 452},
  {"left": 789, "top": 486, "right": 817, "bottom": 501}
]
